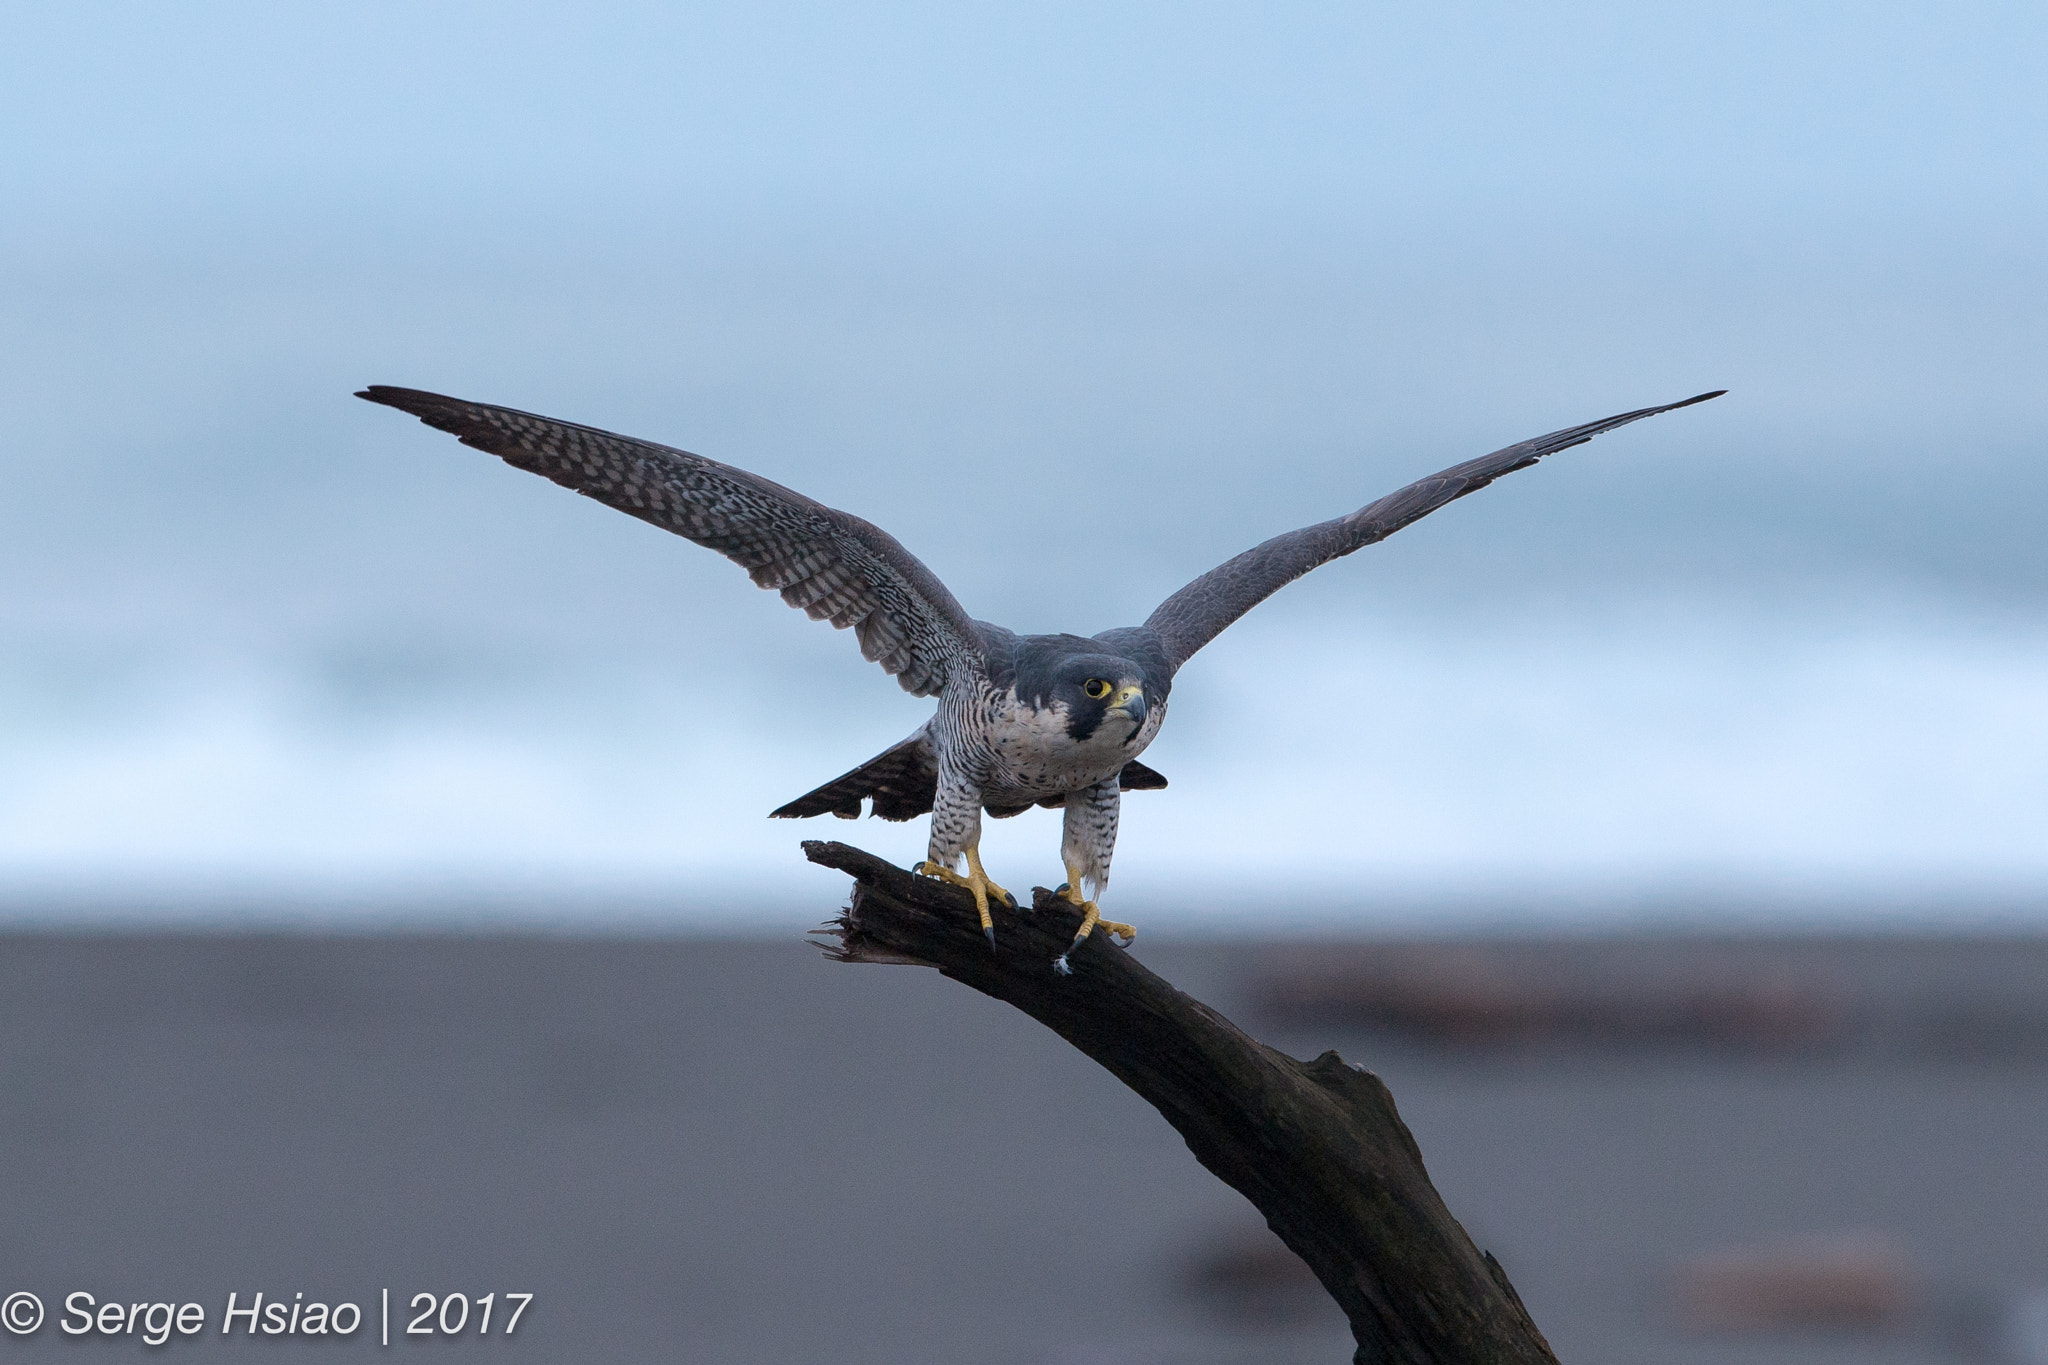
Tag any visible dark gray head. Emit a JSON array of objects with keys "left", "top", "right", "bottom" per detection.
[{"left": 1012, "top": 635, "right": 1164, "bottom": 743}]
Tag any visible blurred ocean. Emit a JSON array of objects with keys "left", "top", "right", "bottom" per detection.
[{"left": 2, "top": 3, "right": 2044, "bottom": 926}]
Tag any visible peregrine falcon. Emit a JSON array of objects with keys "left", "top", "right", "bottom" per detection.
[{"left": 358, "top": 385, "right": 1722, "bottom": 971}]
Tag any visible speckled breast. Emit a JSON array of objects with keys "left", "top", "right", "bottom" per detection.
[{"left": 980, "top": 690, "right": 1167, "bottom": 798}]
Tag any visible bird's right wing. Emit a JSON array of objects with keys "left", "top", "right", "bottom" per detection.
[
  {"left": 1142, "top": 391, "right": 1724, "bottom": 671},
  {"left": 358, "top": 386, "right": 986, "bottom": 696}
]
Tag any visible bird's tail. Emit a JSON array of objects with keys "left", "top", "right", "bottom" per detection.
[
  {"left": 770, "top": 730, "right": 940, "bottom": 821},
  {"left": 769, "top": 730, "right": 1167, "bottom": 821}
]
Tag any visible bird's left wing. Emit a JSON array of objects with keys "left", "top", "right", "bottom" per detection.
[
  {"left": 358, "top": 386, "right": 985, "bottom": 696},
  {"left": 1142, "top": 391, "right": 1724, "bottom": 671}
]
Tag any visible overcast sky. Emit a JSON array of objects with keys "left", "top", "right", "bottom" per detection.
[{"left": 9, "top": 4, "right": 2045, "bottom": 243}]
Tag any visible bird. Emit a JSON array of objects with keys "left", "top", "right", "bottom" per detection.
[{"left": 358, "top": 385, "right": 1723, "bottom": 971}]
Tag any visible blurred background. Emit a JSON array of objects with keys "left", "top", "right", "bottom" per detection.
[
  {"left": 2, "top": 3, "right": 2045, "bottom": 1362},
  {"left": 5, "top": 0, "right": 2046, "bottom": 917}
]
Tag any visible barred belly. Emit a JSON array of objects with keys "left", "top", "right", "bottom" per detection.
[{"left": 924, "top": 681, "right": 1165, "bottom": 868}]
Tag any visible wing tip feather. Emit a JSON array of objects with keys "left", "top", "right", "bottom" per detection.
[
  {"left": 355, "top": 384, "right": 470, "bottom": 428},
  {"left": 356, "top": 383, "right": 431, "bottom": 409}
]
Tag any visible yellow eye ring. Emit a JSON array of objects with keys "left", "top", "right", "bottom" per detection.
[{"left": 1082, "top": 678, "right": 1112, "bottom": 700}]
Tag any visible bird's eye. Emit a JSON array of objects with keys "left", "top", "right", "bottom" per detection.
[{"left": 1082, "top": 678, "right": 1112, "bottom": 700}]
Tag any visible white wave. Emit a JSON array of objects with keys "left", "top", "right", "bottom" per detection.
[{"left": 1, "top": 603, "right": 2043, "bottom": 929}]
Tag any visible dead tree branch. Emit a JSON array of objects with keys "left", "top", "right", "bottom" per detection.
[{"left": 803, "top": 840, "right": 1558, "bottom": 1365}]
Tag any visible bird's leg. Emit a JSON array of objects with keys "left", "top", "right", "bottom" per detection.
[
  {"left": 917, "top": 776, "right": 1014, "bottom": 949},
  {"left": 1053, "top": 778, "right": 1135, "bottom": 974},
  {"left": 915, "top": 846, "right": 1014, "bottom": 949},
  {"left": 1053, "top": 862, "right": 1137, "bottom": 975}
]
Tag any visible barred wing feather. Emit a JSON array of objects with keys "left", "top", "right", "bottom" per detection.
[{"left": 357, "top": 386, "right": 985, "bottom": 697}]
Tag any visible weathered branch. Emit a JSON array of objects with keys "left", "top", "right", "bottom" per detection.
[{"left": 803, "top": 841, "right": 1558, "bottom": 1365}]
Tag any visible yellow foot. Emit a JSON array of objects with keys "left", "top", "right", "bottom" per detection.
[
  {"left": 915, "top": 848, "right": 1014, "bottom": 949},
  {"left": 1053, "top": 874, "right": 1137, "bottom": 975}
]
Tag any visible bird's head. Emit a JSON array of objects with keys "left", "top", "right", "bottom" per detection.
[{"left": 1050, "top": 653, "right": 1150, "bottom": 743}]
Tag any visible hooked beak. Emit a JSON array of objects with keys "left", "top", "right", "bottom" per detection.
[{"left": 1108, "top": 684, "right": 1148, "bottom": 734}]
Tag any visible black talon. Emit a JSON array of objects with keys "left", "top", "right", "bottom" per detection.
[{"left": 984, "top": 925, "right": 997, "bottom": 951}]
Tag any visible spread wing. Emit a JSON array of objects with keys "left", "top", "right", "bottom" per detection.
[
  {"left": 357, "top": 386, "right": 986, "bottom": 696},
  {"left": 1143, "top": 391, "right": 1725, "bottom": 671}
]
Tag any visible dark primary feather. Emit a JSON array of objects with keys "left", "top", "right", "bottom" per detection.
[
  {"left": 357, "top": 386, "right": 985, "bottom": 697},
  {"left": 1143, "top": 391, "right": 1725, "bottom": 671}
]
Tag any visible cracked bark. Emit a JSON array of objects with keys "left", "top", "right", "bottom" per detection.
[{"left": 803, "top": 840, "right": 1559, "bottom": 1365}]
